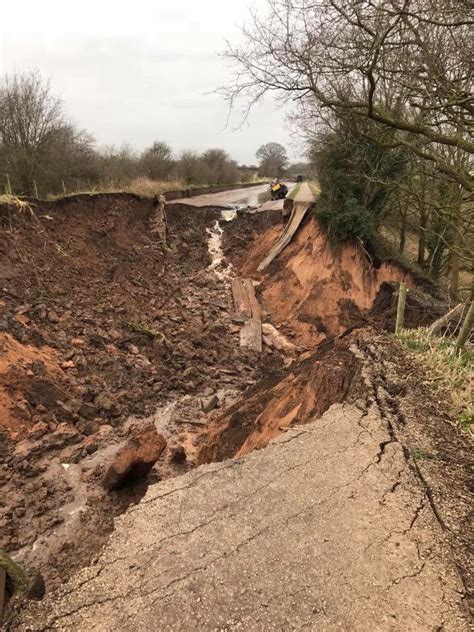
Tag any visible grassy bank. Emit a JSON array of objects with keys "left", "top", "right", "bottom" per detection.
[
  {"left": 397, "top": 328, "right": 473, "bottom": 433},
  {"left": 45, "top": 177, "right": 267, "bottom": 201},
  {"left": 286, "top": 182, "right": 302, "bottom": 200}
]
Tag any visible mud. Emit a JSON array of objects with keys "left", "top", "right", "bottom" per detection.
[
  {"left": 0, "top": 195, "right": 280, "bottom": 590},
  {"left": 1, "top": 194, "right": 471, "bottom": 619},
  {"left": 196, "top": 333, "right": 362, "bottom": 463}
]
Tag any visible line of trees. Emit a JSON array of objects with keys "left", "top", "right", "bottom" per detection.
[
  {"left": 0, "top": 71, "right": 259, "bottom": 197},
  {"left": 223, "top": 0, "right": 473, "bottom": 299}
]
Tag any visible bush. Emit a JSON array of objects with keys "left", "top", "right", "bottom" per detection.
[{"left": 315, "top": 195, "right": 375, "bottom": 243}]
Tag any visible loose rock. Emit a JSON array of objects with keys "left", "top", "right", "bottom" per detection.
[{"left": 101, "top": 422, "right": 167, "bottom": 491}]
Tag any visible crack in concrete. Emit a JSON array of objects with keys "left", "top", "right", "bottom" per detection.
[
  {"left": 40, "top": 497, "right": 328, "bottom": 629},
  {"left": 110, "top": 457, "right": 317, "bottom": 567},
  {"left": 127, "top": 427, "right": 314, "bottom": 516}
]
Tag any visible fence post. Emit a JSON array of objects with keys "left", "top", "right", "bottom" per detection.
[
  {"left": 0, "top": 566, "right": 5, "bottom": 624},
  {"left": 33, "top": 180, "right": 39, "bottom": 199},
  {"left": 5, "top": 174, "right": 12, "bottom": 196},
  {"left": 61, "top": 180, "right": 67, "bottom": 195},
  {"left": 395, "top": 282, "right": 407, "bottom": 334}
]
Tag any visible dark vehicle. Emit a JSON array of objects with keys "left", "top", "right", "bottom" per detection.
[{"left": 270, "top": 180, "right": 288, "bottom": 200}]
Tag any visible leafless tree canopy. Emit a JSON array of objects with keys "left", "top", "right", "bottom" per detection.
[
  {"left": 223, "top": 0, "right": 473, "bottom": 189},
  {"left": 256, "top": 141, "right": 289, "bottom": 176},
  {"left": 0, "top": 72, "right": 257, "bottom": 196}
]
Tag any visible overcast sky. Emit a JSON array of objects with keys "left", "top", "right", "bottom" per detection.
[{"left": 0, "top": 0, "right": 300, "bottom": 164}]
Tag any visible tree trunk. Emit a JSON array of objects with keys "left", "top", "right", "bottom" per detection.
[
  {"left": 454, "top": 299, "right": 474, "bottom": 354},
  {"left": 417, "top": 206, "right": 427, "bottom": 267},
  {"left": 430, "top": 235, "right": 444, "bottom": 280},
  {"left": 449, "top": 250, "right": 460, "bottom": 302},
  {"left": 417, "top": 174, "right": 427, "bottom": 267},
  {"left": 449, "top": 187, "right": 462, "bottom": 302},
  {"left": 428, "top": 303, "right": 464, "bottom": 335},
  {"left": 399, "top": 205, "right": 407, "bottom": 254}
]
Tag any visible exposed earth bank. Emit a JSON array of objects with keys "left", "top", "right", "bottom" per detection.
[{"left": 0, "top": 192, "right": 472, "bottom": 628}]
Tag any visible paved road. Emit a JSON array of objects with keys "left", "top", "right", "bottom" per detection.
[
  {"left": 170, "top": 184, "right": 270, "bottom": 207},
  {"left": 173, "top": 183, "right": 294, "bottom": 209},
  {"left": 14, "top": 402, "right": 468, "bottom": 631}
]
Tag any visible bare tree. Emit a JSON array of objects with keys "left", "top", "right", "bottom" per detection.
[
  {"left": 139, "top": 141, "right": 174, "bottom": 180},
  {"left": 223, "top": 0, "right": 473, "bottom": 190},
  {"left": 256, "top": 142, "right": 288, "bottom": 176},
  {"left": 0, "top": 71, "right": 64, "bottom": 194},
  {"left": 176, "top": 150, "right": 208, "bottom": 185},
  {"left": 202, "top": 148, "right": 240, "bottom": 184}
]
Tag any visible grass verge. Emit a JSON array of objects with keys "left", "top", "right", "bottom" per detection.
[
  {"left": 286, "top": 182, "right": 302, "bottom": 200},
  {"left": 0, "top": 194, "right": 35, "bottom": 212},
  {"left": 397, "top": 327, "right": 473, "bottom": 433},
  {"left": 308, "top": 181, "right": 320, "bottom": 198},
  {"left": 45, "top": 177, "right": 267, "bottom": 201}
]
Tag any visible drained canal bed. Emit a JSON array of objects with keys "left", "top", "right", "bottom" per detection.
[{"left": 0, "top": 193, "right": 472, "bottom": 627}]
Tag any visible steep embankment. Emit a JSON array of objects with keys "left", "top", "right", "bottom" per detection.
[
  {"left": 234, "top": 214, "right": 415, "bottom": 345},
  {"left": 197, "top": 210, "right": 418, "bottom": 461},
  {"left": 1, "top": 194, "right": 471, "bottom": 628}
]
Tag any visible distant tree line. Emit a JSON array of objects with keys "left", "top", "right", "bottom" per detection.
[
  {"left": 0, "top": 71, "right": 260, "bottom": 197},
  {"left": 223, "top": 0, "right": 473, "bottom": 300}
]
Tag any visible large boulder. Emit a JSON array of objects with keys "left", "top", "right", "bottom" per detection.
[{"left": 101, "top": 422, "right": 166, "bottom": 491}]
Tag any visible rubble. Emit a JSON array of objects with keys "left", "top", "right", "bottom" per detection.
[{"left": 101, "top": 422, "right": 167, "bottom": 491}]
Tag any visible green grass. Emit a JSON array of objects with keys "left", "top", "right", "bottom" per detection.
[
  {"left": 397, "top": 327, "right": 473, "bottom": 433},
  {"left": 413, "top": 448, "right": 434, "bottom": 460},
  {"left": 0, "top": 548, "right": 29, "bottom": 595},
  {"left": 286, "top": 182, "right": 302, "bottom": 200}
]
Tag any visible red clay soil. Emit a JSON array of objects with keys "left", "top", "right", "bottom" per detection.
[
  {"left": 0, "top": 194, "right": 280, "bottom": 589},
  {"left": 197, "top": 209, "right": 443, "bottom": 463},
  {"left": 197, "top": 332, "right": 362, "bottom": 463},
  {"left": 1, "top": 197, "right": 470, "bottom": 611},
  {"left": 229, "top": 212, "right": 414, "bottom": 347}
]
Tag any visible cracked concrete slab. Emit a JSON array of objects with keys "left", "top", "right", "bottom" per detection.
[{"left": 11, "top": 403, "right": 469, "bottom": 631}]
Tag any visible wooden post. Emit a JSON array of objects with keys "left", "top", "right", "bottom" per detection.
[
  {"left": 395, "top": 282, "right": 407, "bottom": 334},
  {"left": 33, "top": 180, "right": 39, "bottom": 199},
  {"left": 62, "top": 180, "right": 67, "bottom": 195},
  {"left": 5, "top": 174, "right": 12, "bottom": 196},
  {"left": 454, "top": 299, "right": 473, "bottom": 354},
  {"left": 0, "top": 566, "right": 5, "bottom": 623},
  {"left": 428, "top": 303, "right": 464, "bottom": 336}
]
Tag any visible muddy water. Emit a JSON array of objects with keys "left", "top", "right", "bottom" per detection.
[
  {"left": 206, "top": 210, "right": 237, "bottom": 281},
  {"left": 233, "top": 190, "right": 269, "bottom": 207}
]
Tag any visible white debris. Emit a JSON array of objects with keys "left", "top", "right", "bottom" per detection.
[
  {"left": 206, "top": 221, "right": 233, "bottom": 281},
  {"left": 221, "top": 209, "right": 237, "bottom": 222},
  {"left": 261, "top": 323, "right": 296, "bottom": 352}
]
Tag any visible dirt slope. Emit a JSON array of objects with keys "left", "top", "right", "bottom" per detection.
[
  {"left": 236, "top": 215, "right": 414, "bottom": 346},
  {"left": 1, "top": 194, "right": 471, "bottom": 627},
  {"left": 0, "top": 195, "right": 281, "bottom": 589}
]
